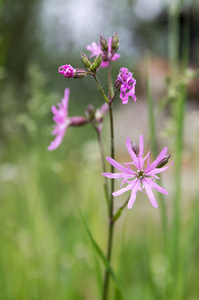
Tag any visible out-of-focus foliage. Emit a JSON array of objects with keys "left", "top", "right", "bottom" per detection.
[{"left": 0, "top": 0, "right": 199, "bottom": 299}]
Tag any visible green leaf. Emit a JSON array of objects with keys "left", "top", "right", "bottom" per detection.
[
  {"left": 91, "top": 246, "right": 103, "bottom": 299},
  {"left": 79, "top": 208, "right": 123, "bottom": 298}
]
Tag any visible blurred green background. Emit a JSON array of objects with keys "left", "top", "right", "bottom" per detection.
[{"left": 0, "top": 0, "right": 199, "bottom": 299}]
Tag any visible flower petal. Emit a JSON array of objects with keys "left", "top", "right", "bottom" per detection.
[
  {"left": 126, "top": 137, "right": 139, "bottom": 169},
  {"left": 47, "top": 129, "right": 66, "bottom": 151},
  {"left": 147, "top": 161, "right": 174, "bottom": 176},
  {"left": 145, "top": 147, "right": 168, "bottom": 173},
  {"left": 62, "top": 88, "right": 70, "bottom": 113},
  {"left": 112, "top": 181, "right": 136, "bottom": 197},
  {"left": 102, "top": 172, "right": 130, "bottom": 179},
  {"left": 127, "top": 180, "right": 140, "bottom": 209},
  {"left": 143, "top": 179, "right": 158, "bottom": 208},
  {"left": 145, "top": 178, "right": 168, "bottom": 195},
  {"left": 138, "top": 135, "right": 144, "bottom": 158},
  {"left": 106, "top": 157, "right": 131, "bottom": 173}
]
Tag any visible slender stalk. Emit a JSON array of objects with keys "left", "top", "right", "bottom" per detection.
[
  {"left": 102, "top": 102, "right": 114, "bottom": 300},
  {"left": 97, "top": 130, "right": 107, "bottom": 175},
  {"left": 113, "top": 197, "right": 129, "bottom": 223},
  {"left": 168, "top": 2, "right": 179, "bottom": 76},
  {"left": 167, "top": 3, "right": 181, "bottom": 298},
  {"left": 168, "top": 2, "right": 189, "bottom": 298},
  {"left": 110, "top": 89, "right": 119, "bottom": 104},
  {"left": 96, "top": 130, "right": 109, "bottom": 210},
  {"left": 146, "top": 58, "right": 167, "bottom": 249},
  {"left": 102, "top": 62, "right": 115, "bottom": 300},
  {"left": 92, "top": 74, "right": 109, "bottom": 103}
]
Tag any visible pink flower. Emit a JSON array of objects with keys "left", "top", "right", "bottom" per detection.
[
  {"left": 58, "top": 65, "right": 87, "bottom": 79},
  {"left": 58, "top": 65, "right": 75, "bottom": 78},
  {"left": 102, "top": 135, "right": 174, "bottom": 209},
  {"left": 48, "top": 88, "right": 88, "bottom": 151},
  {"left": 86, "top": 37, "right": 120, "bottom": 68},
  {"left": 115, "top": 67, "right": 137, "bottom": 104}
]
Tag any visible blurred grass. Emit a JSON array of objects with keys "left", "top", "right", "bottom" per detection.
[
  {"left": 1, "top": 17, "right": 199, "bottom": 300},
  {"left": 1, "top": 106, "right": 199, "bottom": 300}
]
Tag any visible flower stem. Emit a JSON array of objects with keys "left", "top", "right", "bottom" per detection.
[
  {"left": 146, "top": 56, "right": 167, "bottom": 249},
  {"left": 102, "top": 62, "right": 115, "bottom": 300},
  {"left": 92, "top": 74, "right": 109, "bottom": 103},
  {"left": 96, "top": 130, "right": 109, "bottom": 210}
]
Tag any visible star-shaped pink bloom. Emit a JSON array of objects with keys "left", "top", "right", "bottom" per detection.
[
  {"left": 102, "top": 135, "right": 174, "bottom": 209},
  {"left": 48, "top": 88, "right": 71, "bottom": 151},
  {"left": 115, "top": 67, "right": 137, "bottom": 104},
  {"left": 48, "top": 88, "right": 88, "bottom": 151},
  {"left": 86, "top": 37, "right": 120, "bottom": 68},
  {"left": 48, "top": 89, "right": 88, "bottom": 151}
]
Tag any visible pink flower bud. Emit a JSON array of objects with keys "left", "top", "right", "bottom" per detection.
[
  {"left": 58, "top": 65, "right": 75, "bottom": 78},
  {"left": 70, "top": 116, "right": 88, "bottom": 126}
]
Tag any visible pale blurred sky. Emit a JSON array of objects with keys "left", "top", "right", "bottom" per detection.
[{"left": 39, "top": 0, "right": 166, "bottom": 56}]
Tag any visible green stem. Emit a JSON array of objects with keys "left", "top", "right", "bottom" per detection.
[
  {"left": 102, "top": 62, "right": 115, "bottom": 300},
  {"left": 97, "top": 130, "right": 107, "bottom": 175},
  {"left": 112, "top": 197, "right": 129, "bottom": 223},
  {"left": 96, "top": 130, "right": 109, "bottom": 210},
  {"left": 167, "top": 2, "right": 189, "bottom": 298},
  {"left": 168, "top": 3, "right": 179, "bottom": 76},
  {"left": 146, "top": 58, "right": 167, "bottom": 249},
  {"left": 110, "top": 89, "right": 119, "bottom": 104},
  {"left": 92, "top": 74, "right": 109, "bottom": 103}
]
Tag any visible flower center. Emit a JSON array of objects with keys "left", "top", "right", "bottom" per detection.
[{"left": 136, "top": 169, "right": 145, "bottom": 180}]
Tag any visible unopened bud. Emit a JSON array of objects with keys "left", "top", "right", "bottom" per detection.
[
  {"left": 131, "top": 141, "right": 139, "bottom": 157},
  {"left": 70, "top": 116, "right": 88, "bottom": 126},
  {"left": 90, "top": 54, "right": 102, "bottom": 72},
  {"left": 74, "top": 68, "right": 87, "bottom": 79},
  {"left": 100, "top": 35, "right": 108, "bottom": 53},
  {"left": 85, "top": 104, "right": 95, "bottom": 120},
  {"left": 95, "top": 103, "right": 109, "bottom": 121},
  {"left": 81, "top": 52, "right": 92, "bottom": 69},
  {"left": 156, "top": 155, "right": 171, "bottom": 168},
  {"left": 58, "top": 64, "right": 75, "bottom": 78},
  {"left": 115, "top": 77, "right": 122, "bottom": 90},
  {"left": 111, "top": 33, "right": 119, "bottom": 54}
]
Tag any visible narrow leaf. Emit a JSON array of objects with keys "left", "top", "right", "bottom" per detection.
[{"left": 79, "top": 208, "right": 123, "bottom": 297}]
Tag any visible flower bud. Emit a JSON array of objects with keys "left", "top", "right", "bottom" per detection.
[
  {"left": 81, "top": 52, "right": 92, "bottom": 69},
  {"left": 156, "top": 155, "right": 171, "bottom": 168},
  {"left": 74, "top": 68, "right": 87, "bottom": 79},
  {"left": 100, "top": 35, "right": 108, "bottom": 53},
  {"left": 90, "top": 54, "right": 102, "bottom": 72},
  {"left": 58, "top": 64, "right": 75, "bottom": 78},
  {"left": 85, "top": 104, "right": 95, "bottom": 120},
  {"left": 95, "top": 103, "right": 109, "bottom": 121},
  {"left": 131, "top": 141, "right": 139, "bottom": 157},
  {"left": 70, "top": 116, "right": 88, "bottom": 126},
  {"left": 111, "top": 33, "right": 119, "bottom": 54},
  {"left": 115, "top": 77, "right": 122, "bottom": 90}
]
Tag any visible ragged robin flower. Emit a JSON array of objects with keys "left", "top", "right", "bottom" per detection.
[
  {"left": 58, "top": 65, "right": 87, "bottom": 79},
  {"left": 86, "top": 34, "right": 120, "bottom": 68},
  {"left": 102, "top": 135, "right": 174, "bottom": 209},
  {"left": 48, "top": 88, "right": 88, "bottom": 151},
  {"left": 115, "top": 67, "right": 137, "bottom": 104}
]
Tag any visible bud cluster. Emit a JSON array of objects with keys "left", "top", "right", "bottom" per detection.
[
  {"left": 81, "top": 52, "right": 102, "bottom": 73},
  {"left": 85, "top": 102, "right": 109, "bottom": 132},
  {"left": 86, "top": 33, "right": 120, "bottom": 69},
  {"left": 99, "top": 33, "right": 119, "bottom": 63}
]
